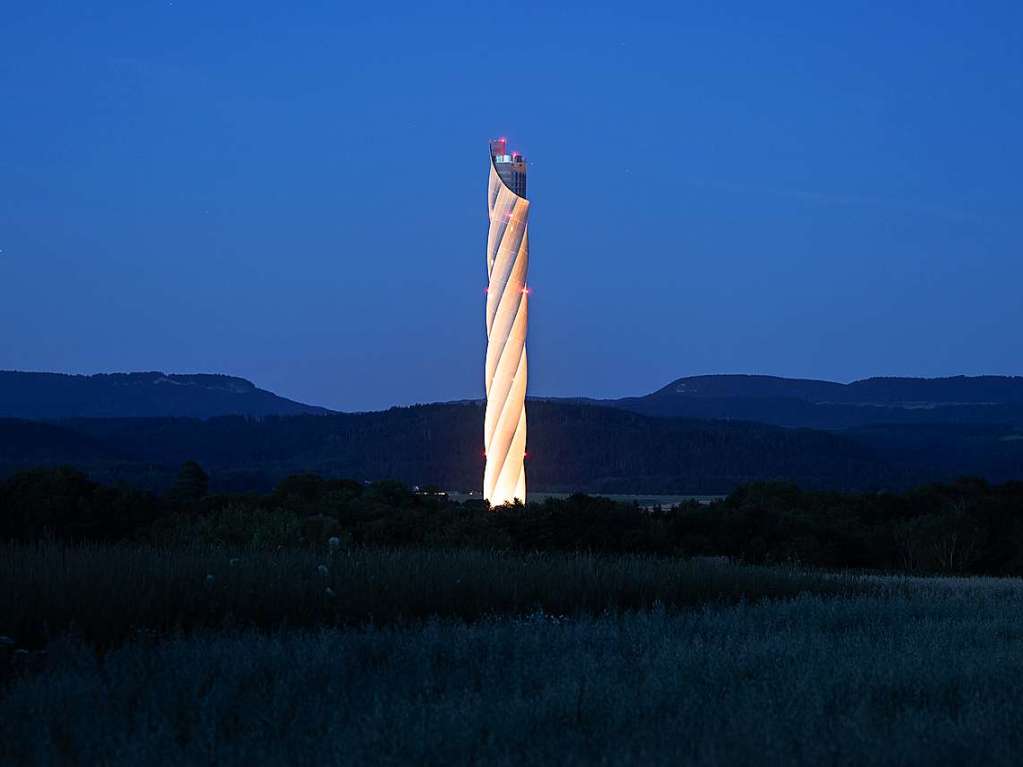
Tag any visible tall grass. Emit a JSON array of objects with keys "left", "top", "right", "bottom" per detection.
[
  {"left": 0, "top": 542, "right": 863, "bottom": 648},
  {"left": 5, "top": 581, "right": 1023, "bottom": 765}
]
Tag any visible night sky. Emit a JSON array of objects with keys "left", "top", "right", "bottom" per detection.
[{"left": 3, "top": 2, "right": 1021, "bottom": 411}]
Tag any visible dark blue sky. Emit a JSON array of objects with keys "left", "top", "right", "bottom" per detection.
[{"left": 3, "top": 2, "right": 1021, "bottom": 411}]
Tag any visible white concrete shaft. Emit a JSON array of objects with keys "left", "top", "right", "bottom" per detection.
[{"left": 484, "top": 159, "right": 529, "bottom": 505}]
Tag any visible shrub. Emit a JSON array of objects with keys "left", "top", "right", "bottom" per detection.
[{"left": 149, "top": 505, "right": 303, "bottom": 548}]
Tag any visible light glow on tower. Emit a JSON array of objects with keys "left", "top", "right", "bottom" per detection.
[{"left": 484, "top": 139, "right": 530, "bottom": 506}]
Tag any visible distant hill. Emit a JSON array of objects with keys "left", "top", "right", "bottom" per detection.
[
  {"left": 646, "top": 374, "right": 1023, "bottom": 404},
  {"left": 2, "top": 370, "right": 1021, "bottom": 493},
  {"left": 589, "top": 375, "right": 1023, "bottom": 429},
  {"left": 6, "top": 370, "right": 1021, "bottom": 426},
  {"left": 0, "top": 402, "right": 909, "bottom": 495},
  {"left": 0, "top": 372, "right": 331, "bottom": 419}
]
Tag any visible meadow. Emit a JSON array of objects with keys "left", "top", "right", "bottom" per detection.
[
  {"left": 0, "top": 542, "right": 857, "bottom": 648},
  {"left": 4, "top": 572, "right": 1023, "bottom": 765}
]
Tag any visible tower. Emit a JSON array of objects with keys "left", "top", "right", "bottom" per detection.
[{"left": 484, "top": 138, "right": 529, "bottom": 505}]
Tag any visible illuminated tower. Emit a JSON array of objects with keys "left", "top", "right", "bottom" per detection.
[{"left": 484, "top": 138, "right": 529, "bottom": 505}]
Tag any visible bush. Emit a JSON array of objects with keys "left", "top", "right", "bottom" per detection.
[
  {"left": 0, "top": 466, "right": 164, "bottom": 542},
  {"left": 149, "top": 505, "right": 303, "bottom": 548}
]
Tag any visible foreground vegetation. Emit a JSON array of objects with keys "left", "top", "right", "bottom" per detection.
[
  {"left": 4, "top": 465, "right": 1023, "bottom": 575},
  {"left": 6, "top": 578, "right": 1023, "bottom": 765},
  {"left": 0, "top": 542, "right": 858, "bottom": 650},
  {"left": 4, "top": 466, "right": 1023, "bottom": 764}
]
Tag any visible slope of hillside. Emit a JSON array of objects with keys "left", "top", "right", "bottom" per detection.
[
  {"left": 3, "top": 371, "right": 1021, "bottom": 493},
  {"left": 0, "top": 403, "right": 903, "bottom": 494},
  {"left": 0, "top": 371, "right": 330, "bottom": 419},
  {"left": 848, "top": 422, "right": 1023, "bottom": 482},
  {"left": 0, "top": 419, "right": 121, "bottom": 465}
]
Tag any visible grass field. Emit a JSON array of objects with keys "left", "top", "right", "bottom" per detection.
[
  {"left": 0, "top": 542, "right": 861, "bottom": 648},
  {"left": 4, "top": 545, "right": 1023, "bottom": 765},
  {"left": 5, "top": 577, "right": 1023, "bottom": 765}
]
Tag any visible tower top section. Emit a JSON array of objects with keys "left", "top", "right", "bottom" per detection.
[{"left": 490, "top": 137, "right": 527, "bottom": 198}]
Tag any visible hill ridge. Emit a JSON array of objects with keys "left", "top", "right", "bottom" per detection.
[{"left": 0, "top": 370, "right": 330, "bottom": 419}]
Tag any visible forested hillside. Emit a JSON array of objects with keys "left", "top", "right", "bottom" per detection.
[
  {"left": 0, "top": 402, "right": 902, "bottom": 494},
  {"left": 3, "top": 371, "right": 1023, "bottom": 492}
]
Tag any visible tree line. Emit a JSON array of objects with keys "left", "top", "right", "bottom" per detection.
[{"left": 3, "top": 463, "right": 1023, "bottom": 575}]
